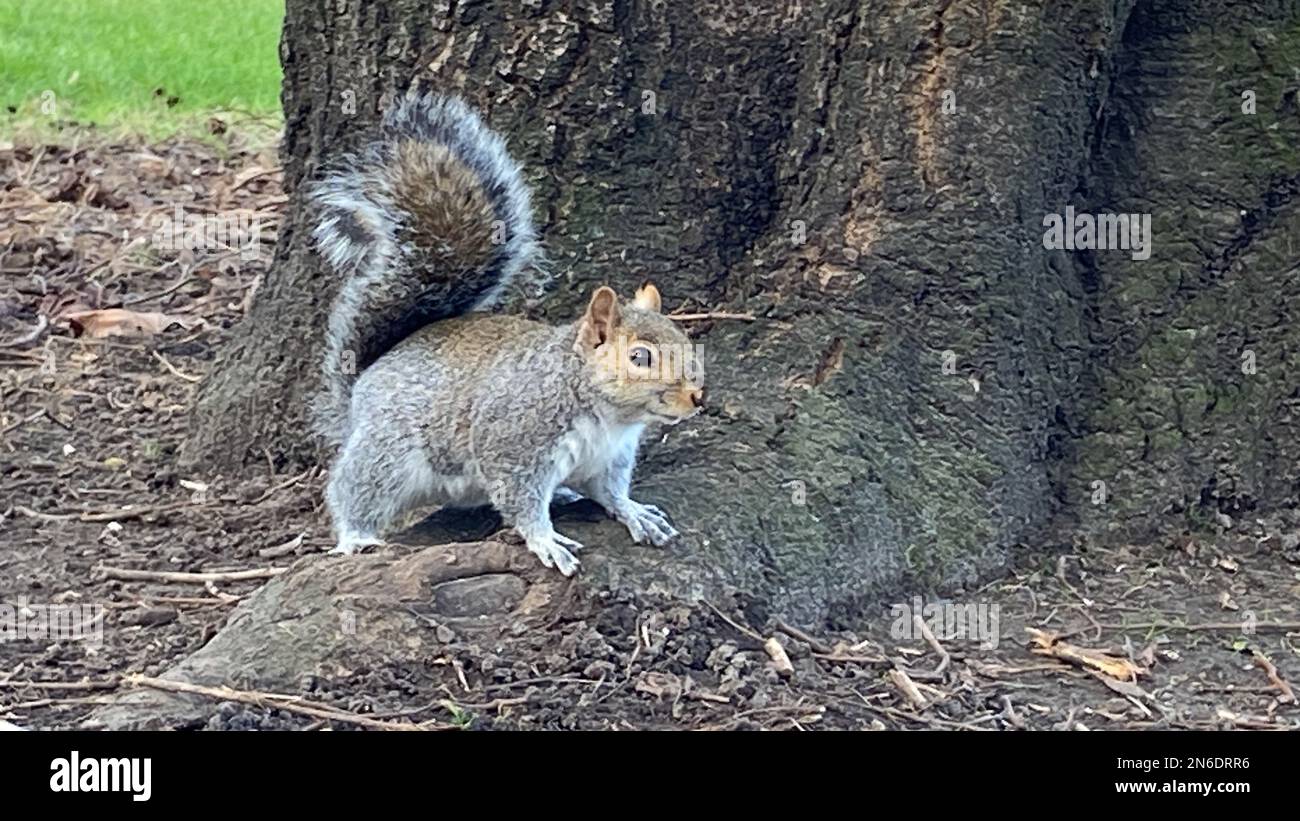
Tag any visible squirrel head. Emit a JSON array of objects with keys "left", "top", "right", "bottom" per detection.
[{"left": 574, "top": 283, "right": 705, "bottom": 425}]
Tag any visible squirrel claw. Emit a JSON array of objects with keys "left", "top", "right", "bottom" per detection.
[
  {"left": 553, "top": 532, "right": 586, "bottom": 553},
  {"left": 617, "top": 501, "right": 679, "bottom": 547},
  {"left": 525, "top": 531, "right": 583, "bottom": 576}
]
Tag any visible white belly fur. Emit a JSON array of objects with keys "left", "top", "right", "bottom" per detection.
[{"left": 554, "top": 416, "right": 642, "bottom": 485}]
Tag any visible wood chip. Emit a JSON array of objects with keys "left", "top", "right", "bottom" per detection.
[
  {"left": 764, "top": 637, "right": 794, "bottom": 677},
  {"left": 1026, "top": 628, "right": 1145, "bottom": 682},
  {"left": 888, "top": 668, "right": 929, "bottom": 709}
]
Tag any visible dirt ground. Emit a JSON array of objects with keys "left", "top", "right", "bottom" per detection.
[{"left": 2, "top": 134, "right": 1300, "bottom": 731}]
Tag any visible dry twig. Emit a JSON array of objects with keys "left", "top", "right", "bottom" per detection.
[
  {"left": 124, "top": 674, "right": 449, "bottom": 731},
  {"left": 100, "top": 566, "right": 285, "bottom": 584},
  {"left": 1251, "top": 650, "right": 1296, "bottom": 703}
]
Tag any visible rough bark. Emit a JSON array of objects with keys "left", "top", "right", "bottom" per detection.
[
  {"left": 180, "top": 0, "right": 1300, "bottom": 624},
  {"left": 1061, "top": 0, "right": 1300, "bottom": 538},
  {"left": 85, "top": 540, "right": 562, "bottom": 730}
]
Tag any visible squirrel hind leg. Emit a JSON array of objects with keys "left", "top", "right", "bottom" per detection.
[{"left": 326, "top": 430, "right": 436, "bottom": 553}]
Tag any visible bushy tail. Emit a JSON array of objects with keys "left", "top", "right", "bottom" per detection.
[{"left": 309, "top": 93, "right": 538, "bottom": 445}]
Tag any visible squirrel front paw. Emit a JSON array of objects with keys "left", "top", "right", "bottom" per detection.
[
  {"left": 330, "top": 534, "right": 386, "bottom": 555},
  {"left": 615, "top": 501, "right": 679, "bottom": 547},
  {"left": 524, "top": 530, "right": 583, "bottom": 576}
]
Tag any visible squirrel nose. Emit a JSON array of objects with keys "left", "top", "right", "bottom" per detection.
[{"left": 690, "top": 388, "right": 705, "bottom": 408}]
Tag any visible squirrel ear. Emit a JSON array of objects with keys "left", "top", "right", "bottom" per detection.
[
  {"left": 579, "top": 286, "right": 621, "bottom": 348},
  {"left": 633, "top": 282, "right": 662, "bottom": 313}
]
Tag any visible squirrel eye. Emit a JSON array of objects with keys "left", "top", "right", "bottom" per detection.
[{"left": 629, "top": 346, "right": 653, "bottom": 368}]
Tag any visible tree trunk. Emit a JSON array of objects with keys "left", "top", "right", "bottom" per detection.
[{"left": 181, "top": 0, "right": 1300, "bottom": 625}]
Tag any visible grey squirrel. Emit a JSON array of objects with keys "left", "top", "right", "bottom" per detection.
[{"left": 310, "top": 92, "right": 706, "bottom": 575}]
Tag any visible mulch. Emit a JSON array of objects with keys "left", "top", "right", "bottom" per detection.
[{"left": 2, "top": 132, "right": 1299, "bottom": 730}]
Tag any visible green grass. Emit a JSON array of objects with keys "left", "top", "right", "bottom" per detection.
[{"left": 0, "top": 0, "right": 283, "bottom": 138}]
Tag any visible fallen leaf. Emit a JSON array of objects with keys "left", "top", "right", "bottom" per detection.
[{"left": 61, "top": 308, "right": 199, "bottom": 339}]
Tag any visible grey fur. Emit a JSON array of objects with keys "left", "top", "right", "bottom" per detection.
[
  {"left": 311, "top": 94, "right": 704, "bottom": 575},
  {"left": 310, "top": 92, "right": 538, "bottom": 444},
  {"left": 327, "top": 312, "right": 697, "bottom": 574}
]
